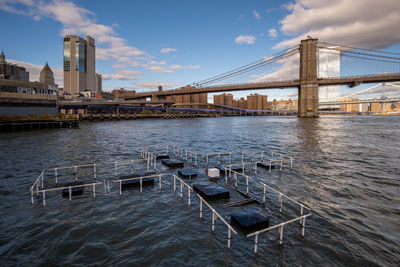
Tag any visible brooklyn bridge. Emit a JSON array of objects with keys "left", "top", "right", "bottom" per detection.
[{"left": 116, "top": 38, "right": 400, "bottom": 117}]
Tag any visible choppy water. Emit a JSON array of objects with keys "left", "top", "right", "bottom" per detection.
[{"left": 0, "top": 116, "right": 399, "bottom": 266}]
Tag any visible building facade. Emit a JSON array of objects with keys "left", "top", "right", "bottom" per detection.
[
  {"left": 95, "top": 73, "right": 102, "bottom": 92},
  {"left": 247, "top": 94, "right": 268, "bottom": 110},
  {"left": 63, "top": 35, "right": 96, "bottom": 95},
  {"left": 0, "top": 50, "right": 29, "bottom": 82}
]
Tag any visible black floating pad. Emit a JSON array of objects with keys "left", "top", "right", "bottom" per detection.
[
  {"left": 155, "top": 154, "right": 169, "bottom": 159},
  {"left": 119, "top": 172, "right": 155, "bottom": 189},
  {"left": 193, "top": 183, "right": 230, "bottom": 200},
  {"left": 216, "top": 165, "right": 245, "bottom": 174},
  {"left": 231, "top": 209, "right": 270, "bottom": 235},
  {"left": 61, "top": 181, "right": 85, "bottom": 197},
  {"left": 178, "top": 169, "right": 198, "bottom": 179},
  {"left": 162, "top": 159, "right": 184, "bottom": 168},
  {"left": 232, "top": 165, "right": 245, "bottom": 172},
  {"left": 257, "top": 162, "right": 276, "bottom": 169}
]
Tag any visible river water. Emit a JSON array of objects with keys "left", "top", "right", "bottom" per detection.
[{"left": 0, "top": 116, "right": 399, "bottom": 266}]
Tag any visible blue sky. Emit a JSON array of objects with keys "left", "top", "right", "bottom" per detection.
[{"left": 1, "top": 0, "right": 400, "bottom": 100}]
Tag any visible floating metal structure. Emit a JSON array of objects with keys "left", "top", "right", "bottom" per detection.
[{"left": 29, "top": 144, "right": 311, "bottom": 254}]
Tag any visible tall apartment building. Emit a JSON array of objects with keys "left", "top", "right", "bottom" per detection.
[
  {"left": 247, "top": 94, "right": 268, "bottom": 110},
  {"left": 63, "top": 35, "right": 96, "bottom": 95},
  {"left": 213, "top": 93, "right": 233, "bottom": 106},
  {"left": 95, "top": 73, "right": 102, "bottom": 92}
]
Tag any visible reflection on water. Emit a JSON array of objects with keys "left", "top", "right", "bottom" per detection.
[{"left": 0, "top": 116, "right": 399, "bottom": 265}]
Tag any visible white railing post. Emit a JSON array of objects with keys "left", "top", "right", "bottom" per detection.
[
  {"left": 188, "top": 187, "right": 191, "bottom": 206},
  {"left": 263, "top": 185, "right": 266, "bottom": 204},
  {"left": 254, "top": 233, "right": 258, "bottom": 253},
  {"left": 280, "top": 155, "right": 283, "bottom": 171},
  {"left": 241, "top": 152, "right": 244, "bottom": 163},
  {"left": 55, "top": 168, "right": 58, "bottom": 184},
  {"left": 93, "top": 183, "right": 96, "bottom": 198},
  {"left": 173, "top": 175, "right": 176, "bottom": 191},
  {"left": 269, "top": 160, "right": 272, "bottom": 173},
  {"left": 31, "top": 190, "right": 34, "bottom": 205},
  {"left": 300, "top": 205, "right": 304, "bottom": 225},
  {"left": 279, "top": 224, "right": 284, "bottom": 245},
  {"left": 246, "top": 176, "right": 249, "bottom": 195},
  {"left": 254, "top": 162, "right": 257, "bottom": 174},
  {"left": 159, "top": 174, "right": 162, "bottom": 190},
  {"left": 302, "top": 216, "right": 306, "bottom": 236},
  {"left": 290, "top": 157, "right": 293, "bottom": 170},
  {"left": 180, "top": 181, "right": 183, "bottom": 198},
  {"left": 131, "top": 160, "right": 134, "bottom": 174},
  {"left": 42, "top": 191, "right": 46, "bottom": 206},
  {"left": 199, "top": 198, "right": 203, "bottom": 218},
  {"left": 94, "top": 164, "right": 97, "bottom": 179},
  {"left": 228, "top": 228, "right": 231, "bottom": 248},
  {"left": 279, "top": 193, "right": 283, "bottom": 213},
  {"left": 69, "top": 186, "right": 72, "bottom": 200},
  {"left": 234, "top": 172, "right": 238, "bottom": 188},
  {"left": 212, "top": 211, "right": 215, "bottom": 232},
  {"left": 119, "top": 181, "right": 122, "bottom": 195},
  {"left": 140, "top": 178, "right": 143, "bottom": 193}
]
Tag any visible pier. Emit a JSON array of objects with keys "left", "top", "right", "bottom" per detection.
[{"left": 0, "top": 118, "right": 79, "bottom": 131}]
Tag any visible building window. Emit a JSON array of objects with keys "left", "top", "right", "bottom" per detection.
[
  {"left": 63, "top": 41, "right": 70, "bottom": 71},
  {"left": 75, "top": 41, "right": 86, "bottom": 73}
]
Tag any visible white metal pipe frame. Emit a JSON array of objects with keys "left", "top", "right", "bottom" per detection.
[{"left": 29, "top": 144, "right": 310, "bottom": 254}]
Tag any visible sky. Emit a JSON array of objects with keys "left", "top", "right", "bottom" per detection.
[{"left": 1, "top": 0, "right": 400, "bottom": 101}]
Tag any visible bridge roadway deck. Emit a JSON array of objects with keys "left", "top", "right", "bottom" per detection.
[
  {"left": 320, "top": 97, "right": 400, "bottom": 106},
  {"left": 58, "top": 99, "right": 174, "bottom": 108},
  {"left": 122, "top": 73, "right": 400, "bottom": 99}
]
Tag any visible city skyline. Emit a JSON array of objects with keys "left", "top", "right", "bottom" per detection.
[{"left": 1, "top": 0, "right": 400, "bottom": 100}]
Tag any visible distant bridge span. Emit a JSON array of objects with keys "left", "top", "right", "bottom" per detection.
[{"left": 122, "top": 74, "right": 400, "bottom": 98}]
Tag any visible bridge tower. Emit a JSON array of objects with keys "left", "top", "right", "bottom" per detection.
[{"left": 298, "top": 38, "right": 319, "bottom": 117}]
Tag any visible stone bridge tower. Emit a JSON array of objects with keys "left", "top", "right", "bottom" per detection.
[{"left": 298, "top": 38, "right": 319, "bottom": 117}]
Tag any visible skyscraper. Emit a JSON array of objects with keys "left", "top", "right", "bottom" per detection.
[{"left": 63, "top": 35, "right": 96, "bottom": 95}]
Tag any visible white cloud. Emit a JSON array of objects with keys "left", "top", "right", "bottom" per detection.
[
  {"left": 160, "top": 48, "right": 177, "bottom": 54},
  {"left": 187, "top": 64, "right": 200, "bottom": 70},
  {"left": 170, "top": 64, "right": 200, "bottom": 70},
  {"left": 136, "top": 81, "right": 182, "bottom": 89},
  {"left": 0, "top": 0, "right": 151, "bottom": 83},
  {"left": 253, "top": 10, "right": 261, "bottom": 20},
  {"left": 7, "top": 59, "right": 63, "bottom": 86},
  {"left": 235, "top": 35, "right": 256, "bottom": 45},
  {"left": 275, "top": 0, "right": 400, "bottom": 49},
  {"left": 102, "top": 70, "right": 142, "bottom": 81},
  {"left": 149, "top": 60, "right": 167, "bottom": 65},
  {"left": 268, "top": 28, "right": 278, "bottom": 38},
  {"left": 170, "top": 64, "right": 185, "bottom": 70},
  {"left": 149, "top": 65, "right": 173, "bottom": 73}
]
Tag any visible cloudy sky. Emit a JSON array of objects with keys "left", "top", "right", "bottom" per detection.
[{"left": 1, "top": 0, "right": 400, "bottom": 100}]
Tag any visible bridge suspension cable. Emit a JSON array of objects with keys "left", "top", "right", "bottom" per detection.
[
  {"left": 195, "top": 46, "right": 299, "bottom": 87},
  {"left": 319, "top": 41, "right": 400, "bottom": 57}
]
